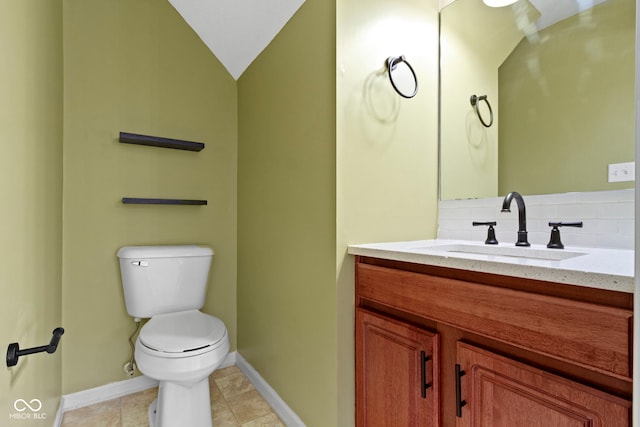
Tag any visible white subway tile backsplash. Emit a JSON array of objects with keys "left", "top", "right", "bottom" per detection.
[
  {"left": 438, "top": 189, "right": 634, "bottom": 250},
  {"left": 439, "top": 219, "right": 475, "bottom": 231},
  {"left": 596, "top": 203, "right": 635, "bottom": 218},
  {"left": 444, "top": 208, "right": 473, "bottom": 219},
  {"left": 527, "top": 218, "right": 548, "bottom": 230},
  {"left": 619, "top": 219, "right": 635, "bottom": 235},
  {"left": 471, "top": 207, "right": 499, "bottom": 220},
  {"left": 439, "top": 229, "right": 483, "bottom": 241},
  {"left": 526, "top": 204, "right": 558, "bottom": 219},
  {"left": 528, "top": 231, "right": 550, "bottom": 246},
  {"left": 595, "top": 234, "right": 634, "bottom": 250},
  {"left": 528, "top": 192, "right": 579, "bottom": 205},
  {"left": 576, "top": 188, "right": 634, "bottom": 203},
  {"left": 564, "top": 233, "right": 596, "bottom": 248},
  {"left": 556, "top": 204, "right": 597, "bottom": 219},
  {"left": 480, "top": 197, "right": 503, "bottom": 208},
  {"left": 591, "top": 219, "right": 619, "bottom": 235}
]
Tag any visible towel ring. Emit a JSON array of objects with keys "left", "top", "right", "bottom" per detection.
[
  {"left": 386, "top": 56, "right": 418, "bottom": 99},
  {"left": 470, "top": 94, "right": 493, "bottom": 128}
]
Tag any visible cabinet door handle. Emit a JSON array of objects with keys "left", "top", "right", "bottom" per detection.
[
  {"left": 420, "top": 350, "right": 432, "bottom": 398},
  {"left": 455, "top": 364, "right": 467, "bottom": 417}
]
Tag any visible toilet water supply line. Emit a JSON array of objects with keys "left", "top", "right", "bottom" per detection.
[{"left": 125, "top": 319, "right": 141, "bottom": 377}]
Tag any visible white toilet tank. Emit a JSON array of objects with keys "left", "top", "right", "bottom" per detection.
[{"left": 117, "top": 245, "right": 214, "bottom": 318}]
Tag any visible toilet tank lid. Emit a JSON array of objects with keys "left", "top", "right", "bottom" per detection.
[{"left": 117, "top": 245, "right": 213, "bottom": 259}]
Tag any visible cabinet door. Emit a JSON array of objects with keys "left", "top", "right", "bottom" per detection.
[
  {"left": 455, "top": 342, "right": 630, "bottom": 427},
  {"left": 356, "top": 308, "right": 440, "bottom": 427}
]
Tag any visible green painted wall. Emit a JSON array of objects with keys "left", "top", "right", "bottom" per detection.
[
  {"left": 0, "top": 0, "right": 63, "bottom": 423},
  {"left": 499, "top": 0, "right": 635, "bottom": 195},
  {"left": 237, "top": 0, "right": 337, "bottom": 424},
  {"left": 336, "top": 0, "right": 440, "bottom": 423},
  {"left": 1, "top": 1, "right": 440, "bottom": 425},
  {"left": 62, "top": 0, "right": 237, "bottom": 394},
  {"left": 238, "top": 0, "right": 440, "bottom": 424}
]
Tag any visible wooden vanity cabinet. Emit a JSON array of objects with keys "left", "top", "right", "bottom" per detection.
[
  {"left": 354, "top": 256, "right": 633, "bottom": 427},
  {"left": 356, "top": 308, "right": 440, "bottom": 426},
  {"left": 456, "top": 342, "right": 630, "bottom": 427}
]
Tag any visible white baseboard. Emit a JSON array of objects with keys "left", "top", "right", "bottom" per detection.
[
  {"left": 236, "top": 353, "right": 305, "bottom": 427},
  {"left": 55, "top": 352, "right": 237, "bottom": 427},
  {"left": 54, "top": 352, "right": 304, "bottom": 426},
  {"left": 55, "top": 374, "right": 158, "bottom": 427},
  {"left": 60, "top": 374, "right": 159, "bottom": 413}
]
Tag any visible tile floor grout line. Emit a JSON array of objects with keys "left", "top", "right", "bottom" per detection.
[
  {"left": 219, "top": 384, "right": 243, "bottom": 426},
  {"left": 214, "top": 369, "right": 268, "bottom": 426},
  {"left": 213, "top": 378, "right": 243, "bottom": 426}
]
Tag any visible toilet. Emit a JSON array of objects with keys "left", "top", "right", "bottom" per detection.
[{"left": 117, "top": 245, "right": 229, "bottom": 427}]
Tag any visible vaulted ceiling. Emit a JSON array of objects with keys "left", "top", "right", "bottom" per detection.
[
  {"left": 170, "top": 0, "right": 608, "bottom": 80},
  {"left": 168, "top": 0, "right": 305, "bottom": 80}
]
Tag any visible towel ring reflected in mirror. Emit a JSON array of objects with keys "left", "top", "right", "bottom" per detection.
[
  {"left": 386, "top": 56, "right": 418, "bottom": 99},
  {"left": 470, "top": 94, "right": 494, "bottom": 127}
]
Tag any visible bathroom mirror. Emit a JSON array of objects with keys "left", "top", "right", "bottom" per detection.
[{"left": 439, "top": 0, "right": 635, "bottom": 200}]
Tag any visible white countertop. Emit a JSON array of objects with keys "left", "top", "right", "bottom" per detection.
[{"left": 348, "top": 239, "right": 635, "bottom": 293}]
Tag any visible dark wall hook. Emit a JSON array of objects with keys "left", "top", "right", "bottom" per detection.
[{"left": 6, "top": 327, "right": 65, "bottom": 367}]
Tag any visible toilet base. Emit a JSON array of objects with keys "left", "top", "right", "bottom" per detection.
[
  {"left": 148, "top": 399, "right": 158, "bottom": 427},
  {"left": 150, "top": 378, "right": 212, "bottom": 427}
]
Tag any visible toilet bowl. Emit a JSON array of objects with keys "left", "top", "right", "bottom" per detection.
[
  {"left": 136, "top": 311, "right": 230, "bottom": 427},
  {"left": 117, "top": 245, "right": 229, "bottom": 427}
]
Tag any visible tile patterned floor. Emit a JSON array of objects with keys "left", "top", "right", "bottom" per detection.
[{"left": 61, "top": 366, "right": 285, "bottom": 427}]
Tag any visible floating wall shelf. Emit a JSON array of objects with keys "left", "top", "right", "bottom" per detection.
[
  {"left": 119, "top": 132, "right": 205, "bottom": 152},
  {"left": 122, "top": 198, "right": 207, "bottom": 206}
]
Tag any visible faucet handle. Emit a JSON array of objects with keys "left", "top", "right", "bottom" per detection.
[
  {"left": 547, "top": 221, "right": 583, "bottom": 249},
  {"left": 472, "top": 221, "right": 498, "bottom": 245}
]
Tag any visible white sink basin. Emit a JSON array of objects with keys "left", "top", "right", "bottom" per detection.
[{"left": 413, "top": 243, "right": 586, "bottom": 261}]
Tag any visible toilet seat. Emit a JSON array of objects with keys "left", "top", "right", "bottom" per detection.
[{"left": 139, "top": 310, "right": 227, "bottom": 356}]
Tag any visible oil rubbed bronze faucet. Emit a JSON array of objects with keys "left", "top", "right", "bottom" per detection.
[{"left": 501, "top": 191, "right": 530, "bottom": 247}]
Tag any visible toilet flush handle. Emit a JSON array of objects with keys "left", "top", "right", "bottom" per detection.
[{"left": 131, "top": 260, "right": 149, "bottom": 267}]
